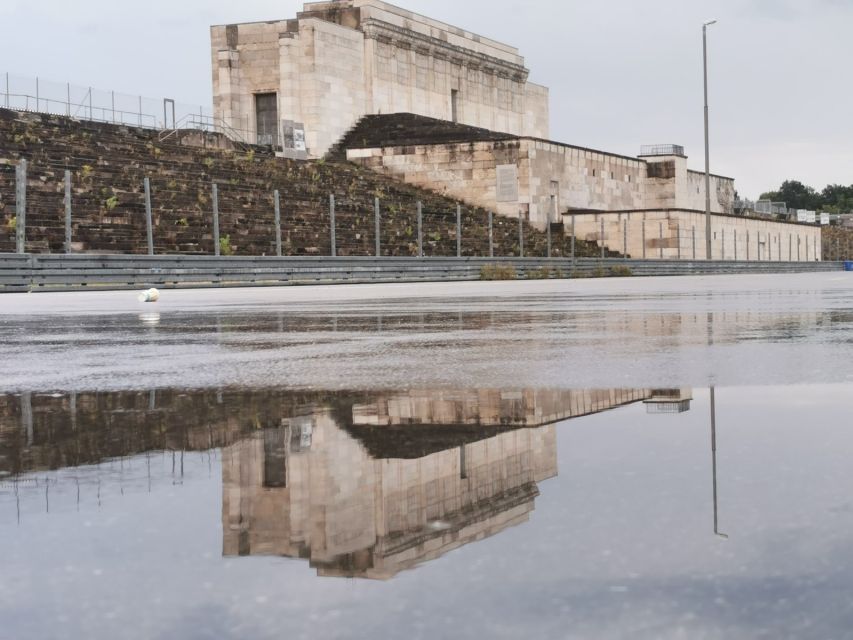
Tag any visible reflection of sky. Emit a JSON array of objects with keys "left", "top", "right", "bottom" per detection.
[{"left": 2, "top": 385, "right": 853, "bottom": 639}]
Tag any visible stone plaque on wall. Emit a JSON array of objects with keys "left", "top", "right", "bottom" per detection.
[{"left": 496, "top": 164, "right": 519, "bottom": 202}]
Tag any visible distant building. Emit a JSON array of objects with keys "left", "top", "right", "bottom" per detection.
[
  {"left": 211, "top": 0, "right": 549, "bottom": 159},
  {"left": 211, "top": 1, "right": 822, "bottom": 257}
]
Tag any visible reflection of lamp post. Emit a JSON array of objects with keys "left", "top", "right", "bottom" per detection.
[
  {"left": 703, "top": 19, "right": 717, "bottom": 260},
  {"left": 710, "top": 386, "right": 728, "bottom": 538}
]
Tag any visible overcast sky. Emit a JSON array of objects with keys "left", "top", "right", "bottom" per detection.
[{"left": 2, "top": 0, "right": 851, "bottom": 198}]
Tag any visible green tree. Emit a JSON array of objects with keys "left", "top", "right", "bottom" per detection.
[
  {"left": 820, "top": 184, "right": 853, "bottom": 214},
  {"left": 760, "top": 180, "right": 820, "bottom": 210}
]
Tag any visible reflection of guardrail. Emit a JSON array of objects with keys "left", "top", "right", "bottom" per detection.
[{"left": 0, "top": 255, "right": 844, "bottom": 293}]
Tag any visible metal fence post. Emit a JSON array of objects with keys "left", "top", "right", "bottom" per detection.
[
  {"left": 488, "top": 211, "right": 494, "bottom": 258},
  {"left": 746, "top": 231, "right": 750, "bottom": 261},
  {"left": 570, "top": 213, "right": 576, "bottom": 262},
  {"left": 659, "top": 222, "right": 663, "bottom": 259},
  {"left": 456, "top": 203, "right": 462, "bottom": 258},
  {"left": 721, "top": 229, "right": 725, "bottom": 261},
  {"left": 623, "top": 219, "right": 627, "bottom": 257},
  {"left": 15, "top": 159, "right": 26, "bottom": 254},
  {"left": 374, "top": 197, "right": 381, "bottom": 257},
  {"left": 212, "top": 183, "right": 220, "bottom": 256},
  {"left": 519, "top": 215, "right": 524, "bottom": 258},
  {"left": 734, "top": 230, "right": 738, "bottom": 261},
  {"left": 329, "top": 194, "right": 336, "bottom": 257},
  {"left": 600, "top": 218, "right": 605, "bottom": 259},
  {"left": 143, "top": 177, "right": 154, "bottom": 256},
  {"left": 417, "top": 201, "right": 423, "bottom": 257},
  {"left": 676, "top": 223, "right": 681, "bottom": 260},
  {"left": 692, "top": 225, "right": 696, "bottom": 260},
  {"left": 64, "top": 170, "right": 72, "bottom": 254},
  {"left": 642, "top": 219, "right": 647, "bottom": 259},
  {"left": 273, "top": 189, "right": 282, "bottom": 257},
  {"left": 547, "top": 219, "right": 552, "bottom": 258},
  {"left": 789, "top": 234, "right": 792, "bottom": 261}
]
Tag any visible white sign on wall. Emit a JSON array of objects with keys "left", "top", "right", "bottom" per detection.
[
  {"left": 496, "top": 164, "right": 519, "bottom": 202},
  {"left": 820, "top": 212, "right": 830, "bottom": 225},
  {"left": 293, "top": 128, "right": 306, "bottom": 152},
  {"left": 796, "top": 210, "right": 816, "bottom": 224}
]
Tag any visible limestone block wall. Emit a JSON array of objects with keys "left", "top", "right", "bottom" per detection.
[
  {"left": 348, "top": 140, "right": 527, "bottom": 220},
  {"left": 348, "top": 138, "right": 648, "bottom": 228},
  {"left": 566, "top": 210, "right": 822, "bottom": 261},
  {"left": 212, "top": 1, "right": 550, "bottom": 157},
  {"left": 347, "top": 132, "right": 739, "bottom": 231},
  {"left": 526, "top": 141, "right": 646, "bottom": 224},
  {"left": 211, "top": 20, "right": 287, "bottom": 138},
  {"left": 524, "top": 83, "right": 550, "bottom": 141},
  {"left": 297, "top": 18, "right": 367, "bottom": 156},
  {"left": 686, "top": 170, "right": 736, "bottom": 213}
]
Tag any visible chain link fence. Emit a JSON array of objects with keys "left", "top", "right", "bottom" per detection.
[{"left": 1, "top": 72, "right": 216, "bottom": 133}]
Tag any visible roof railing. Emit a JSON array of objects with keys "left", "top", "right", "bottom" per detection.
[{"left": 639, "top": 144, "right": 685, "bottom": 157}]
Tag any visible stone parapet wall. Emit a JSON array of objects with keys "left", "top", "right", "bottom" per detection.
[
  {"left": 566, "top": 209, "right": 822, "bottom": 261},
  {"left": 344, "top": 118, "right": 737, "bottom": 229}
]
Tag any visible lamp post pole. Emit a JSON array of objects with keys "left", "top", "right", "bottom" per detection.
[{"left": 703, "top": 19, "right": 717, "bottom": 260}]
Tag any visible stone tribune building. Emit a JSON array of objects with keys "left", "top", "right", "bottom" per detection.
[{"left": 212, "top": 0, "right": 821, "bottom": 260}]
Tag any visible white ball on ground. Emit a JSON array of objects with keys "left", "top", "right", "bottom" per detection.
[{"left": 137, "top": 288, "right": 160, "bottom": 303}]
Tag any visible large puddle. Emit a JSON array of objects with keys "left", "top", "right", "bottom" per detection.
[{"left": 1, "top": 275, "right": 852, "bottom": 639}]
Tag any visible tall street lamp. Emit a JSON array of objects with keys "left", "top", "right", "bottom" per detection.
[{"left": 703, "top": 19, "right": 717, "bottom": 260}]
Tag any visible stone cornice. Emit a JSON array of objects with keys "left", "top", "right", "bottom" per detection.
[{"left": 361, "top": 18, "right": 529, "bottom": 83}]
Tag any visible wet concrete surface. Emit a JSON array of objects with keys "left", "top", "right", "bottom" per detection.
[
  {"left": 1, "top": 273, "right": 851, "bottom": 392},
  {"left": 2, "top": 273, "right": 853, "bottom": 639}
]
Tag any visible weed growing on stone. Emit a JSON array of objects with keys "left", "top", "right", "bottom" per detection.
[
  {"left": 608, "top": 265, "right": 633, "bottom": 277},
  {"left": 480, "top": 263, "right": 517, "bottom": 280}
]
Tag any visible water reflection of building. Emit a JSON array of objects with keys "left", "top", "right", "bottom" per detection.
[
  {"left": 221, "top": 389, "right": 651, "bottom": 579},
  {"left": 223, "top": 412, "right": 556, "bottom": 579},
  {"left": 643, "top": 389, "right": 694, "bottom": 414},
  {"left": 1, "top": 386, "right": 691, "bottom": 572}
]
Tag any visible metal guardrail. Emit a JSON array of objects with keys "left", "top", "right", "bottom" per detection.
[{"left": 0, "top": 254, "right": 844, "bottom": 293}]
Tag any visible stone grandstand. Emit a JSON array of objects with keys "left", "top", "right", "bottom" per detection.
[{"left": 0, "top": 108, "right": 617, "bottom": 259}]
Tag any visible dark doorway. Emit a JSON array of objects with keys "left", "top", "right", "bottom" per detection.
[
  {"left": 255, "top": 93, "right": 278, "bottom": 147},
  {"left": 263, "top": 428, "right": 288, "bottom": 488}
]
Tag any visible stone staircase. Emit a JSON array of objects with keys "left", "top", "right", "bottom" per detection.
[{"left": 0, "top": 108, "right": 620, "bottom": 259}]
